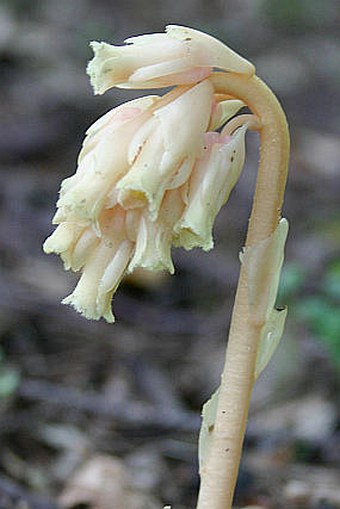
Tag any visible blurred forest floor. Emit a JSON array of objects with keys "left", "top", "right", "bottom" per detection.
[{"left": 0, "top": 1, "right": 339, "bottom": 508}]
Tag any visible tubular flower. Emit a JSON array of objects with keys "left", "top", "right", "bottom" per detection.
[
  {"left": 117, "top": 79, "right": 214, "bottom": 219},
  {"left": 55, "top": 95, "right": 159, "bottom": 226},
  {"left": 44, "top": 26, "right": 257, "bottom": 322},
  {"left": 87, "top": 25, "right": 255, "bottom": 93},
  {"left": 174, "top": 125, "right": 248, "bottom": 251}
]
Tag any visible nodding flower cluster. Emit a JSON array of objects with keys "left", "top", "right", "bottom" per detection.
[{"left": 43, "top": 25, "right": 257, "bottom": 322}]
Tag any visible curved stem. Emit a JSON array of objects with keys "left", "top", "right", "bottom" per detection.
[
  {"left": 196, "top": 73, "right": 289, "bottom": 509},
  {"left": 213, "top": 73, "right": 290, "bottom": 246}
]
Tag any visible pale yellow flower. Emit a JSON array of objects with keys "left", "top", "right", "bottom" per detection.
[
  {"left": 55, "top": 95, "right": 158, "bottom": 226},
  {"left": 44, "top": 26, "right": 255, "bottom": 322},
  {"left": 46, "top": 207, "right": 133, "bottom": 322},
  {"left": 44, "top": 99, "right": 249, "bottom": 321},
  {"left": 87, "top": 25, "right": 254, "bottom": 93},
  {"left": 128, "top": 188, "right": 185, "bottom": 274}
]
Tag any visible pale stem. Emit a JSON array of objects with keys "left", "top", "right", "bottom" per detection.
[{"left": 196, "top": 74, "right": 290, "bottom": 509}]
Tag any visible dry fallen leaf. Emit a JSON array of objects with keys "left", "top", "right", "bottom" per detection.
[{"left": 59, "top": 455, "right": 159, "bottom": 509}]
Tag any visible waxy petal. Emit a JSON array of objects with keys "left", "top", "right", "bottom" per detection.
[
  {"left": 128, "top": 189, "right": 184, "bottom": 274},
  {"left": 87, "top": 37, "right": 184, "bottom": 93},
  {"left": 43, "top": 222, "right": 83, "bottom": 256},
  {"left": 61, "top": 207, "right": 132, "bottom": 322}
]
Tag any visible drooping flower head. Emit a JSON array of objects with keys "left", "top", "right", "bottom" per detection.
[{"left": 44, "top": 25, "right": 257, "bottom": 322}]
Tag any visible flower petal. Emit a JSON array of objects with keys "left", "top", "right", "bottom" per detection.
[
  {"left": 43, "top": 223, "right": 83, "bottom": 256},
  {"left": 175, "top": 125, "right": 247, "bottom": 250},
  {"left": 154, "top": 79, "right": 213, "bottom": 164},
  {"left": 97, "top": 240, "right": 133, "bottom": 320},
  {"left": 62, "top": 241, "right": 117, "bottom": 322},
  {"left": 61, "top": 207, "right": 130, "bottom": 322},
  {"left": 125, "top": 59, "right": 212, "bottom": 88},
  {"left": 67, "top": 227, "right": 99, "bottom": 272},
  {"left": 128, "top": 189, "right": 184, "bottom": 274},
  {"left": 87, "top": 37, "right": 184, "bottom": 94}
]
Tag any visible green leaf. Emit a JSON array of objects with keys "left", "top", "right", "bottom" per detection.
[
  {"left": 324, "top": 262, "right": 340, "bottom": 300},
  {"left": 278, "top": 262, "right": 306, "bottom": 300},
  {"left": 297, "top": 297, "right": 340, "bottom": 367},
  {"left": 0, "top": 368, "right": 20, "bottom": 398}
]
